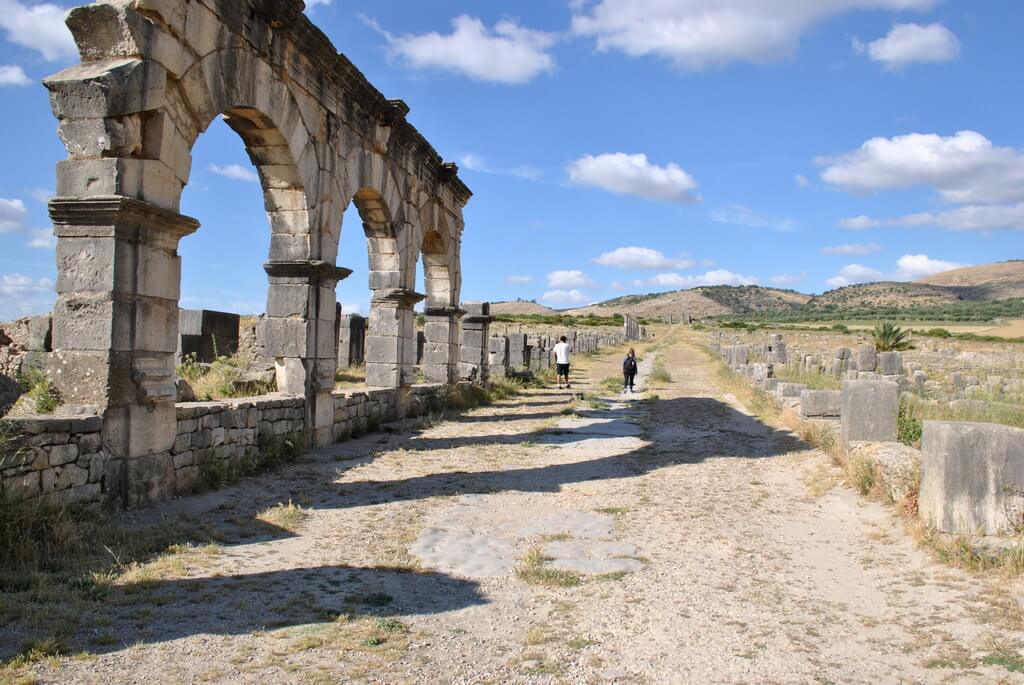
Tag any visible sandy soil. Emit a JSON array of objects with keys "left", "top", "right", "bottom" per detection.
[{"left": 20, "top": 332, "right": 1024, "bottom": 684}]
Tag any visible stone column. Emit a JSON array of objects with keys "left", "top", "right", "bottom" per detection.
[
  {"left": 48, "top": 197, "right": 198, "bottom": 506},
  {"left": 264, "top": 259, "right": 352, "bottom": 448},
  {"left": 459, "top": 302, "right": 492, "bottom": 381},
  {"left": 422, "top": 306, "right": 463, "bottom": 384},
  {"left": 366, "top": 288, "right": 424, "bottom": 388}
]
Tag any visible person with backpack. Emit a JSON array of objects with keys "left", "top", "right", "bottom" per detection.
[{"left": 623, "top": 348, "right": 638, "bottom": 393}]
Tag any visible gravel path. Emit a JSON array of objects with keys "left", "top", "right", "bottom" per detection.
[{"left": 26, "top": 334, "right": 1024, "bottom": 684}]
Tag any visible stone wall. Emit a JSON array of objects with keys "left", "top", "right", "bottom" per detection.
[
  {"left": 0, "top": 383, "right": 440, "bottom": 508},
  {"left": 1, "top": 415, "right": 104, "bottom": 504}
]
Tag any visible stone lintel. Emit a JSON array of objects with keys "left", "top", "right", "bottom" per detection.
[
  {"left": 461, "top": 315, "right": 493, "bottom": 326},
  {"left": 264, "top": 260, "right": 353, "bottom": 283},
  {"left": 372, "top": 288, "right": 426, "bottom": 307},
  {"left": 49, "top": 196, "right": 200, "bottom": 247},
  {"left": 423, "top": 306, "right": 464, "bottom": 320}
]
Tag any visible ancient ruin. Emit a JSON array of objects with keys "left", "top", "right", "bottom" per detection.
[{"left": 5, "top": 0, "right": 477, "bottom": 506}]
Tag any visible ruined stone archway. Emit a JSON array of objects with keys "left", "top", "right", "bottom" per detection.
[{"left": 42, "top": 0, "right": 471, "bottom": 502}]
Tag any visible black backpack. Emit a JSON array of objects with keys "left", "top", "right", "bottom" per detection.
[{"left": 623, "top": 355, "right": 637, "bottom": 373}]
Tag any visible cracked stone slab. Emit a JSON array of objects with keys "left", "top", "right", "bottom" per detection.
[
  {"left": 409, "top": 527, "right": 518, "bottom": 577},
  {"left": 515, "top": 510, "right": 616, "bottom": 539}
]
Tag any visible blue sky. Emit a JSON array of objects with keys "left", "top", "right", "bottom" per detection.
[{"left": 0, "top": 0, "right": 1022, "bottom": 319}]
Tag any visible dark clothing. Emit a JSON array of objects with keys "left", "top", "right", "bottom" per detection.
[
  {"left": 556, "top": 363, "right": 570, "bottom": 376},
  {"left": 623, "top": 354, "right": 637, "bottom": 390}
]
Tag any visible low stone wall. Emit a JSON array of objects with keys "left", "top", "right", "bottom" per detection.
[
  {"left": 169, "top": 397, "right": 307, "bottom": 495},
  {"left": 1, "top": 384, "right": 443, "bottom": 509},
  {"left": 1, "top": 415, "right": 104, "bottom": 504}
]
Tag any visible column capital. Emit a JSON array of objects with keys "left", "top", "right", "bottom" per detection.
[
  {"left": 264, "top": 260, "right": 353, "bottom": 284},
  {"left": 372, "top": 287, "right": 426, "bottom": 307},
  {"left": 424, "top": 306, "right": 464, "bottom": 320},
  {"left": 49, "top": 196, "right": 200, "bottom": 248}
]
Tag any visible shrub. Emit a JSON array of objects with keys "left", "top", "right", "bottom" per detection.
[
  {"left": 871, "top": 322, "right": 914, "bottom": 352},
  {"left": 648, "top": 362, "right": 672, "bottom": 385},
  {"left": 897, "top": 396, "right": 923, "bottom": 447},
  {"left": 923, "top": 328, "right": 952, "bottom": 338},
  {"left": 15, "top": 368, "right": 60, "bottom": 415}
]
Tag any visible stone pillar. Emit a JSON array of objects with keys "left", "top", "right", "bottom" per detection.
[
  {"left": 422, "top": 306, "right": 462, "bottom": 384},
  {"left": 264, "top": 260, "right": 351, "bottom": 448},
  {"left": 366, "top": 288, "right": 424, "bottom": 388},
  {"left": 337, "top": 314, "right": 366, "bottom": 368},
  {"left": 508, "top": 333, "right": 527, "bottom": 369},
  {"left": 489, "top": 335, "right": 509, "bottom": 378},
  {"left": 48, "top": 197, "right": 198, "bottom": 506},
  {"left": 459, "top": 302, "right": 492, "bottom": 381}
]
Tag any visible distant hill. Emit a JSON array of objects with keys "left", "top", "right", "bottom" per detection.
[
  {"left": 566, "top": 285, "right": 810, "bottom": 321},
  {"left": 491, "top": 300, "right": 560, "bottom": 316},
  {"left": 490, "top": 260, "right": 1023, "bottom": 323},
  {"left": 916, "top": 260, "right": 1024, "bottom": 300},
  {"left": 805, "top": 282, "right": 966, "bottom": 309}
]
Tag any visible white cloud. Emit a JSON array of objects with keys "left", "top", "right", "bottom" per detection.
[
  {"left": 566, "top": 152, "right": 700, "bottom": 203},
  {"left": 795, "top": 174, "right": 811, "bottom": 188},
  {"left": 372, "top": 15, "right": 556, "bottom": 84},
  {"left": 305, "top": 0, "right": 332, "bottom": 7},
  {"left": 819, "top": 131, "right": 1024, "bottom": 205},
  {"left": 0, "top": 197, "right": 27, "bottom": 232},
  {"left": 824, "top": 254, "right": 963, "bottom": 288},
  {"left": 570, "top": 0, "right": 935, "bottom": 70},
  {"left": 27, "top": 228, "right": 56, "bottom": 249},
  {"left": 769, "top": 273, "right": 806, "bottom": 286},
  {"left": 840, "top": 204, "right": 1024, "bottom": 232},
  {"left": 505, "top": 275, "right": 534, "bottom": 284},
  {"left": 541, "top": 289, "right": 591, "bottom": 305},
  {"left": 825, "top": 263, "right": 884, "bottom": 288},
  {"left": 893, "top": 254, "right": 967, "bottom": 280},
  {"left": 0, "top": 0, "right": 77, "bottom": 61},
  {"left": 709, "top": 204, "right": 795, "bottom": 231},
  {"left": 0, "top": 273, "right": 53, "bottom": 297},
  {"left": 644, "top": 269, "right": 758, "bottom": 289},
  {"left": 546, "top": 269, "right": 598, "bottom": 289},
  {"left": 821, "top": 243, "right": 884, "bottom": 255},
  {"left": 854, "top": 23, "right": 959, "bottom": 69},
  {"left": 0, "top": 64, "right": 30, "bottom": 86},
  {"left": 460, "top": 153, "right": 543, "bottom": 181},
  {"left": 593, "top": 246, "right": 694, "bottom": 270},
  {"left": 209, "top": 163, "right": 259, "bottom": 183}
]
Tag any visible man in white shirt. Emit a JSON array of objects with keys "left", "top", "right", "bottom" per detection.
[{"left": 553, "top": 336, "right": 571, "bottom": 389}]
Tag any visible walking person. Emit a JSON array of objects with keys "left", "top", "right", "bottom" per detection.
[
  {"left": 623, "top": 348, "right": 638, "bottom": 393},
  {"left": 553, "top": 335, "right": 572, "bottom": 389}
]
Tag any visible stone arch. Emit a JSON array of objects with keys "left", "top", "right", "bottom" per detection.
[{"left": 41, "top": 0, "right": 471, "bottom": 505}]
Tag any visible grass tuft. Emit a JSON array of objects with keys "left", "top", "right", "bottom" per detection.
[{"left": 516, "top": 547, "right": 582, "bottom": 588}]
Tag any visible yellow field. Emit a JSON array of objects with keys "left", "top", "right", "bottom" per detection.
[{"left": 772, "top": 319, "right": 1024, "bottom": 339}]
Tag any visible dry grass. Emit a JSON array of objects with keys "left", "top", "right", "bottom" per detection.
[
  {"left": 256, "top": 500, "right": 309, "bottom": 531},
  {"left": 516, "top": 547, "right": 582, "bottom": 588}
]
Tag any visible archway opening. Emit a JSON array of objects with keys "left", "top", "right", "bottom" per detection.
[{"left": 174, "top": 108, "right": 309, "bottom": 401}]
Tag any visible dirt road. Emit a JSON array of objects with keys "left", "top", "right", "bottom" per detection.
[{"left": 23, "top": 333, "right": 1024, "bottom": 684}]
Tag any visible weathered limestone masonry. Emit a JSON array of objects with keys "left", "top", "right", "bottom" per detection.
[
  {"left": 458, "top": 302, "right": 492, "bottom": 381},
  {"left": 710, "top": 329, "right": 1024, "bottom": 539},
  {"left": 337, "top": 314, "right": 366, "bottom": 368},
  {"left": 483, "top": 327, "right": 626, "bottom": 379},
  {"left": 919, "top": 421, "right": 1024, "bottom": 535},
  {"left": 0, "top": 0, "right": 472, "bottom": 508},
  {"left": 177, "top": 309, "right": 239, "bottom": 362}
]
